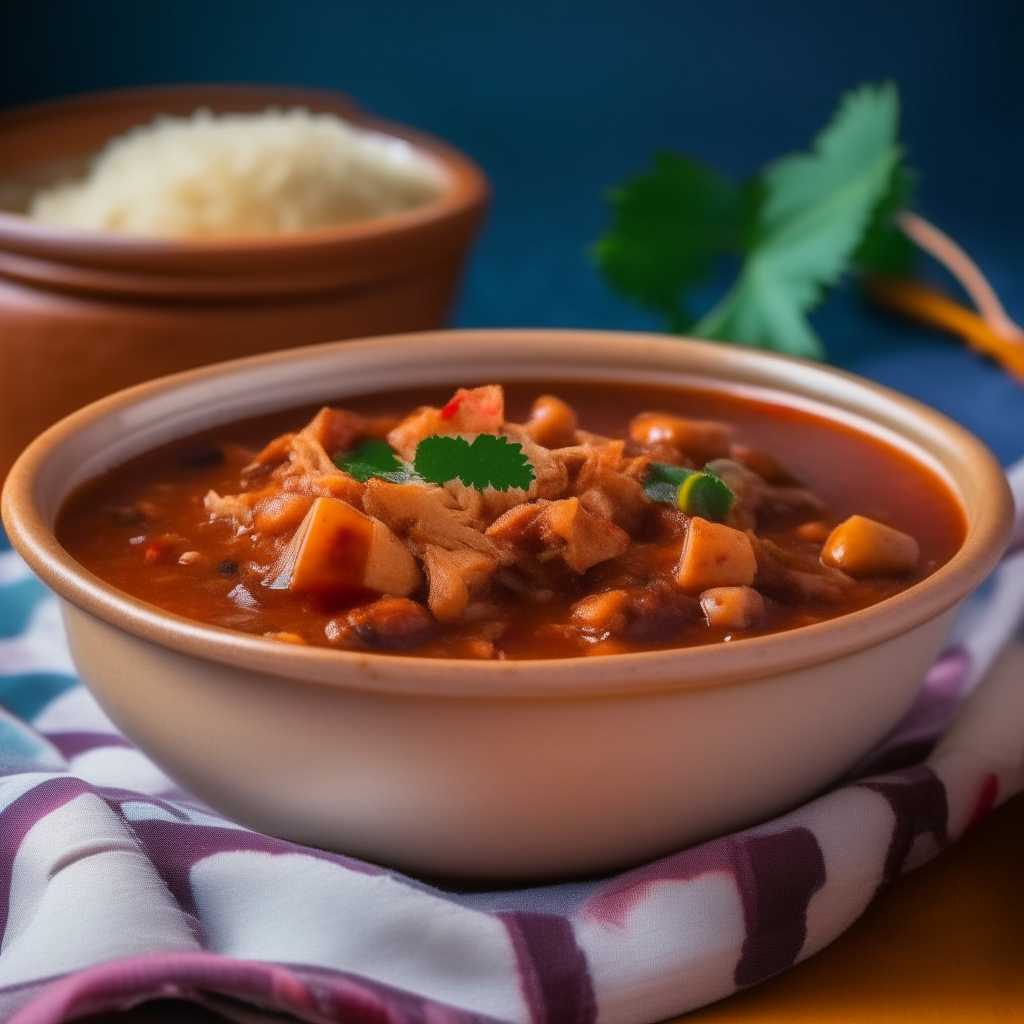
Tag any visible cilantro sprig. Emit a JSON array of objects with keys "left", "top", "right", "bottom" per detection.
[
  {"left": 336, "top": 439, "right": 413, "bottom": 483},
  {"left": 335, "top": 434, "right": 535, "bottom": 492},
  {"left": 414, "top": 434, "right": 535, "bottom": 491},
  {"left": 594, "top": 81, "right": 916, "bottom": 359}
]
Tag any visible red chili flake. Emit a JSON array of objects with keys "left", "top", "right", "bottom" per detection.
[
  {"left": 440, "top": 398, "right": 462, "bottom": 421},
  {"left": 144, "top": 543, "right": 166, "bottom": 564}
]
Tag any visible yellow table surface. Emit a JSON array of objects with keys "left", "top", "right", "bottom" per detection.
[{"left": 83, "top": 640, "right": 1024, "bottom": 1024}]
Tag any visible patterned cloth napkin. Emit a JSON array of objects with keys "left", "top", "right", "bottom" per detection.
[{"left": 1, "top": 460, "right": 1022, "bottom": 1024}]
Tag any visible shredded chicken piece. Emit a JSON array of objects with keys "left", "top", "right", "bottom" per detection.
[
  {"left": 554, "top": 438, "right": 650, "bottom": 532},
  {"left": 501, "top": 424, "right": 570, "bottom": 500},
  {"left": 423, "top": 545, "right": 498, "bottom": 623},
  {"left": 443, "top": 479, "right": 530, "bottom": 528},
  {"left": 387, "top": 385, "right": 505, "bottom": 461},
  {"left": 485, "top": 503, "right": 544, "bottom": 548},
  {"left": 487, "top": 497, "right": 629, "bottom": 574},
  {"left": 539, "top": 497, "right": 631, "bottom": 573},
  {"left": 204, "top": 490, "right": 254, "bottom": 530},
  {"left": 240, "top": 422, "right": 365, "bottom": 508},
  {"left": 299, "top": 406, "right": 365, "bottom": 457},
  {"left": 363, "top": 479, "right": 498, "bottom": 557}
]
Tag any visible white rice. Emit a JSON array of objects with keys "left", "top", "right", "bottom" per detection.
[{"left": 29, "top": 107, "right": 446, "bottom": 238}]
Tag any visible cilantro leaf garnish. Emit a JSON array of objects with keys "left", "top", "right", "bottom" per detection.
[
  {"left": 595, "top": 81, "right": 914, "bottom": 359},
  {"left": 414, "top": 434, "right": 535, "bottom": 491},
  {"left": 335, "top": 439, "right": 412, "bottom": 483}
]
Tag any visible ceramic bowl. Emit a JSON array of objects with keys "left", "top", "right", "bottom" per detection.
[
  {"left": 1, "top": 330, "right": 1013, "bottom": 879},
  {"left": 0, "top": 84, "right": 488, "bottom": 478}
]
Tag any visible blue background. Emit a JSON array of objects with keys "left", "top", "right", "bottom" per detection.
[{"left": 2, "top": 0, "right": 1022, "bottom": 464}]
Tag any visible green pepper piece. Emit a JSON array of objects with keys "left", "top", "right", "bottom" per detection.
[
  {"left": 643, "top": 462, "right": 698, "bottom": 504},
  {"left": 677, "top": 471, "right": 734, "bottom": 521},
  {"left": 643, "top": 462, "right": 734, "bottom": 522}
]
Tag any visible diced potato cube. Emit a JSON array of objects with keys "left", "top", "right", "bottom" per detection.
[
  {"left": 571, "top": 590, "right": 629, "bottom": 633},
  {"left": 700, "top": 586, "right": 765, "bottom": 629},
  {"left": 269, "top": 497, "right": 420, "bottom": 598},
  {"left": 629, "top": 413, "right": 731, "bottom": 463},
  {"left": 820, "top": 515, "right": 919, "bottom": 578},
  {"left": 675, "top": 517, "right": 757, "bottom": 592}
]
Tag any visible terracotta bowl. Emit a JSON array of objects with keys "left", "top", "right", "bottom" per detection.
[
  {"left": 0, "top": 84, "right": 489, "bottom": 479},
  {"left": 1, "top": 330, "right": 1013, "bottom": 880}
]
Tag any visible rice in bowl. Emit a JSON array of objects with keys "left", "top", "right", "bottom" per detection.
[{"left": 29, "top": 107, "right": 446, "bottom": 238}]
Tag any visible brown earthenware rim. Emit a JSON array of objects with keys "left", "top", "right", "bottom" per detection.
[
  {"left": 1, "top": 330, "right": 1014, "bottom": 699},
  {"left": 0, "top": 84, "right": 489, "bottom": 300}
]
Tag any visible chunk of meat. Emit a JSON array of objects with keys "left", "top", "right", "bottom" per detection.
[
  {"left": 577, "top": 487, "right": 615, "bottom": 522},
  {"left": 341, "top": 598, "right": 438, "bottom": 651},
  {"left": 752, "top": 535, "right": 851, "bottom": 604},
  {"left": 486, "top": 503, "right": 545, "bottom": 548},
  {"left": 539, "top": 497, "right": 631, "bottom": 573},
  {"left": 553, "top": 438, "right": 649, "bottom": 532},
  {"left": 245, "top": 431, "right": 337, "bottom": 478},
  {"left": 443, "top": 479, "right": 531, "bottom": 528},
  {"left": 423, "top": 545, "right": 498, "bottom": 623},
  {"left": 387, "top": 385, "right": 505, "bottom": 461},
  {"left": 630, "top": 412, "right": 732, "bottom": 464},
  {"left": 265, "top": 496, "right": 420, "bottom": 598},
  {"left": 363, "top": 479, "right": 498, "bottom": 557},
  {"left": 524, "top": 394, "right": 578, "bottom": 448},
  {"left": 299, "top": 407, "right": 365, "bottom": 458},
  {"left": 279, "top": 471, "right": 365, "bottom": 506},
  {"left": 820, "top": 515, "right": 920, "bottom": 578},
  {"left": 623, "top": 583, "right": 701, "bottom": 644},
  {"left": 675, "top": 517, "right": 757, "bottom": 591},
  {"left": 204, "top": 490, "right": 254, "bottom": 530},
  {"left": 700, "top": 586, "right": 765, "bottom": 629},
  {"left": 487, "top": 497, "right": 630, "bottom": 576},
  {"left": 705, "top": 458, "right": 825, "bottom": 530},
  {"left": 240, "top": 429, "right": 364, "bottom": 508},
  {"left": 501, "top": 424, "right": 570, "bottom": 500}
]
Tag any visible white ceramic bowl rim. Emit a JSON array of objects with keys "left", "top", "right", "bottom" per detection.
[{"left": 1, "top": 330, "right": 1014, "bottom": 701}]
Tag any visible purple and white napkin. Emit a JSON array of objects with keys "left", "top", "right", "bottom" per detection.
[{"left": 1, "top": 459, "right": 1022, "bottom": 1024}]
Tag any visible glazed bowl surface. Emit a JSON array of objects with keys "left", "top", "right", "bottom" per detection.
[
  {"left": 1, "top": 330, "right": 1013, "bottom": 879},
  {"left": 0, "top": 84, "right": 488, "bottom": 479}
]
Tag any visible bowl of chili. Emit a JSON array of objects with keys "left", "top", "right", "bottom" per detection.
[{"left": 1, "top": 330, "right": 1013, "bottom": 879}]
